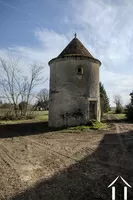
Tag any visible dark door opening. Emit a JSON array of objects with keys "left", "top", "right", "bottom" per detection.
[{"left": 89, "top": 101, "right": 97, "bottom": 120}]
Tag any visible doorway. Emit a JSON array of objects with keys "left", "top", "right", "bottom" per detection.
[{"left": 89, "top": 101, "right": 97, "bottom": 120}]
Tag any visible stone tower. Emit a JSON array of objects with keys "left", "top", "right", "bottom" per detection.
[{"left": 48, "top": 35, "right": 101, "bottom": 127}]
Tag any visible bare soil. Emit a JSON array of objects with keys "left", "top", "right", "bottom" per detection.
[{"left": 0, "top": 115, "right": 133, "bottom": 199}]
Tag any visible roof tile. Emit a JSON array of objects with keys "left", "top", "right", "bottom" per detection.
[{"left": 57, "top": 37, "right": 93, "bottom": 58}]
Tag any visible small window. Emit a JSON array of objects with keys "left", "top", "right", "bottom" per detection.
[{"left": 77, "top": 66, "right": 83, "bottom": 75}]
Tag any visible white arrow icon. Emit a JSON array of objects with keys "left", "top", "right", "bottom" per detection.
[{"left": 108, "top": 176, "right": 131, "bottom": 200}]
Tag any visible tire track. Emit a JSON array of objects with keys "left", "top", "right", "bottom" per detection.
[
  {"left": 115, "top": 123, "right": 128, "bottom": 156},
  {"left": 24, "top": 137, "right": 79, "bottom": 162},
  {"left": 0, "top": 143, "right": 18, "bottom": 169},
  {"left": 22, "top": 137, "right": 133, "bottom": 171},
  {"left": 107, "top": 114, "right": 132, "bottom": 153}
]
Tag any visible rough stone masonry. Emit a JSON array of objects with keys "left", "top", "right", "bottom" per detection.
[{"left": 48, "top": 35, "right": 101, "bottom": 127}]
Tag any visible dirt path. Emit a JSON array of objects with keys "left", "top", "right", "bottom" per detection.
[
  {"left": 1, "top": 116, "right": 133, "bottom": 200},
  {"left": 108, "top": 113, "right": 133, "bottom": 150},
  {"left": 0, "top": 129, "right": 103, "bottom": 200}
]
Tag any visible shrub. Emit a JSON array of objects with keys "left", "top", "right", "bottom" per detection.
[
  {"left": 126, "top": 104, "right": 133, "bottom": 121},
  {"left": 26, "top": 111, "right": 35, "bottom": 120},
  {"left": 19, "top": 101, "right": 27, "bottom": 112},
  {"left": 0, "top": 110, "right": 35, "bottom": 121},
  {"left": 0, "top": 110, "right": 17, "bottom": 120},
  {"left": 115, "top": 105, "right": 124, "bottom": 114},
  {"left": 88, "top": 120, "right": 107, "bottom": 129}
]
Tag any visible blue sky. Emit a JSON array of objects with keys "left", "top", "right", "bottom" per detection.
[{"left": 0, "top": 0, "right": 133, "bottom": 105}]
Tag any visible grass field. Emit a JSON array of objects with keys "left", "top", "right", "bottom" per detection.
[
  {"left": 115, "top": 113, "right": 126, "bottom": 119},
  {"left": 0, "top": 110, "right": 48, "bottom": 124},
  {"left": 104, "top": 110, "right": 127, "bottom": 120}
]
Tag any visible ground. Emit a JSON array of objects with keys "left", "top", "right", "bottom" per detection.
[{"left": 0, "top": 114, "right": 133, "bottom": 199}]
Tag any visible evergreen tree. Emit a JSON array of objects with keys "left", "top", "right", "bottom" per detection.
[{"left": 100, "top": 82, "right": 110, "bottom": 117}]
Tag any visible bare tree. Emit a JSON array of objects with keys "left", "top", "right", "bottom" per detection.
[
  {"left": 113, "top": 95, "right": 123, "bottom": 113},
  {"left": 0, "top": 56, "right": 47, "bottom": 118},
  {"left": 0, "top": 57, "right": 20, "bottom": 116},
  {"left": 37, "top": 88, "right": 49, "bottom": 102},
  {"left": 22, "top": 62, "right": 46, "bottom": 115},
  {"left": 35, "top": 88, "right": 49, "bottom": 110},
  {"left": 113, "top": 95, "right": 122, "bottom": 107}
]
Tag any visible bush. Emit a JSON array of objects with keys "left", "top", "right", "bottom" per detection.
[
  {"left": 0, "top": 110, "right": 35, "bottom": 121},
  {"left": 115, "top": 105, "right": 124, "bottom": 114},
  {"left": 126, "top": 104, "right": 133, "bottom": 121},
  {"left": 88, "top": 120, "right": 107, "bottom": 129},
  {"left": 0, "top": 110, "right": 17, "bottom": 120},
  {"left": 19, "top": 101, "right": 27, "bottom": 112},
  {"left": 26, "top": 111, "right": 35, "bottom": 120}
]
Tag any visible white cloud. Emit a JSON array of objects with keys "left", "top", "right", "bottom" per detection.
[
  {"left": 66, "top": 0, "right": 133, "bottom": 62},
  {"left": 35, "top": 28, "right": 68, "bottom": 51},
  {"left": 101, "top": 69, "right": 133, "bottom": 106},
  {"left": 63, "top": 0, "right": 133, "bottom": 105},
  {"left": 0, "top": 0, "right": 133, "bottom": 106},
  {"left": 0, "top": 29, "right": 69, "bottom": 91}
]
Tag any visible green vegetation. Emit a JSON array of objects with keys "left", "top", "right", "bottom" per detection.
[
  {"left": 107, "top": 110, "right": 114, "bottom": 114},
  {"left": 0, "top": 107, "right": 107, "bottom": 132},
  {"left": 115, "top": 113, "right": 126, "bottom": 119},
  {"left": 113, "top": 95, "right": 123, "bottom": 114},
  {"left": 0, "top": 111, "right": 48, "bottom": 124},
  {"left": 125, "top": 104, "right": 133, "bottom": 121},
  {"left": 115, "top": 106, "right": 124, "bottom": 114},
  {"left": 100, "top": 82, "right": 110, "bottom": 117},
  {"left": 34, "top": 111, "right": 48, "bottom": 120},
  {"left": 68, "top": 120, "right": 108, "bottom": 131},
  {"left": 0, "top": 111, "right": 107, "bottom": 133},
  {"left": 105, "top": 112, "right": 126, "bottom": 120}
]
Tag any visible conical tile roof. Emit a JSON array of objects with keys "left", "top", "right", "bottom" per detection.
[{"left": 57, "top": 36, "right": 93, "bottom": 58}]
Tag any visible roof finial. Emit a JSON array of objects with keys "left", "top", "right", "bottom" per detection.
[{"left": 74, "top": 33, "right": 77, "bottom": 38}]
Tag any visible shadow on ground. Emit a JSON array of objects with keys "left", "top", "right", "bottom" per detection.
[
  {"left": 103, "top": 118, "right": 127, "bottom": 123},
  {"left": 0, "top": 114, "right": 125, "bottom": 138},
  {"left": 0, "top": 122, "right": 66, "bottom": 138},
  {"left": 9, "top": 130, "right": 133, "bottom": 200}
]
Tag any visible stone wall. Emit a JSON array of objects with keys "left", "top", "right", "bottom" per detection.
[{"left": 49, "top": 56, "right": 100, "bottom": 127}]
